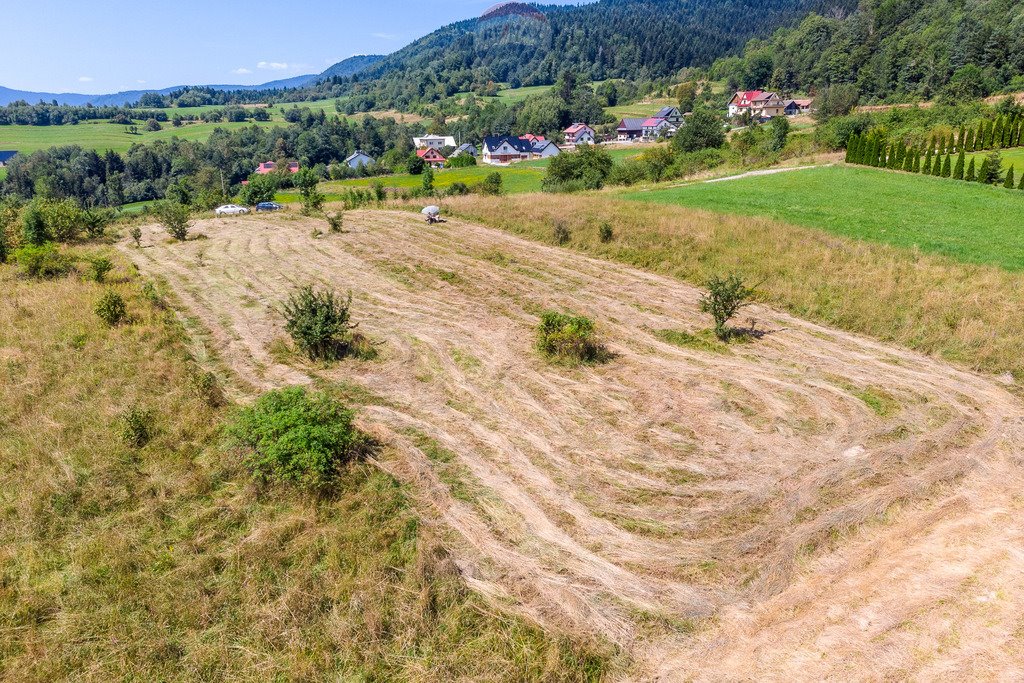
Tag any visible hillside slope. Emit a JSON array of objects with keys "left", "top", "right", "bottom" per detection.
[{"left": 717, "top": 0, "right": 1024, "bottom": 100}]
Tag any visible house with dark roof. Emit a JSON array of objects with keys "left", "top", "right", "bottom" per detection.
[
  {"left": 482, "top": 136, "right": 534, "bottom": 165},
  {"left": 531, "top": 139, "right": 561, "bottom": 159},
  {"left": 416, "top": 147, "right": 446, "bottom": 168},
  {"left": 652, "top": 106, "right": 683, "bottom": 126},
  {"left": 616, "top": 118, "right": 645, "bottom": 142},
  {"left": 781, "top": 100, "right": 802, "bottom": 117},
  {"left": 344, "top": 150, "right": 374, "bottom": 169},
  {"left": 0, "top": 151, "right": 18, "bottom": 167},
  {"left": 451, "top": 142, "right": 478, "bottom": 158}
]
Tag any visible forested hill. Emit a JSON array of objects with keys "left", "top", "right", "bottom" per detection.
[
  {"left": 311, "top": 0, "right": 858, "bottom": 110},
  {"left": 714, "top": 0, "right": 1024, "bottom": 102}
]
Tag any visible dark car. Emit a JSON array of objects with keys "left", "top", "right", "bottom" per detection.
[{"left": 255, "top": 202, "right": 284, "bottom": 212}]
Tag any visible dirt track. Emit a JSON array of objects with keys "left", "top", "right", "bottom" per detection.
[{"left": 123, "top": 210, "right": 1024, "bottom": 680}]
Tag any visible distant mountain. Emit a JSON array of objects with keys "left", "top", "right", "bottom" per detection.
[{"left": 319, "top": 54, "right": 385, "bottom": 80}]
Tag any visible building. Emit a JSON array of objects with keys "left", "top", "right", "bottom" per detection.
[
  {"left": 751, "top": 92, "right": 784, "bottom": 118},
  {"left": 255, "top": 161, "right": 299, "bottom": 175},
  {"left": 727, "top": 90, "right": 763, "bottom": 117},
  {"left": 531, "top": 139, "right": 561, "bottom": 159},
  {"left": 652, "top": 106, "right": 684, "bottom": 126},
  {"left": 641, "top": 117, "right": 676, "bottom": 141},
  {"left": 616, "top": 118, "right": 645, "bottom": 141},
  {"left": 451, "top": 142, "right": 478, "bottom": 158},
  {"left": 0, "top": 151, "right": 17, "bottom": 167},
  {"left": 482, "top": 136, "right": 534, "bottom": 165},
  {"left": 781, "top": 100, "right": 802, "bottom": 117},
  {"left": 793, "top": 98, "right": 815, "bottom": 114},
  {"left": 563, "top": 123, "right": 596, "bottom": 147},
  {"left": 413, "top": 135, "right": 457, "bottom": 150},
  {"left": 344, "top": 150, "right": 374, "bottom": 169},
  {"left": 416, "top": 147, "right": 447, "bottom": 169}
]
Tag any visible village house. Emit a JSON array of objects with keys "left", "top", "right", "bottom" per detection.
[
  {"left": 255, "top": 160, "right": 299, "bottom": 175},
  {"left": 793, "top": 98, "right": 815, "bottom": 114},
  {"left": 344, "top": 150, "right": 374, "bottom": 169},
  {"left": 563, "top": 123, "right": 596, "bottom": 147},
  {"left": 616, "top": 118, "right": 645, "bottom": 141},
  {"left": 0, "top": 151, "right": 17, "bottom": 168},
  {"left": 530, "top": 138, "right": 561, "bottom": 159},
  {"left": 751, "top": 92, "right": 784, "bottom": 118},
  {"left": 727, "top": 90, "right": 762, "bottom": 117},
  {"left": 652, "top": 106, "right": 683, "bottom": 126},
  {"left": 781, "top": 100, "right": 802, "bottom": 117},
  {"left": 417, "top": 147, "right": 447, "bottom": 169},
  {"left": 451, "top": 142, "right": 478, "bottom": 158},
  {"left": 641, "top": 117, "right": 676, "bottom": 141},
  {"left": 481, "top": 136, "right": 534, "bottom": 165},
  {"left": 413, "top": 134, "right": 457, "bottom": 150}
]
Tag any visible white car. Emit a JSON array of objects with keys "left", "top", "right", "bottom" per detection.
[{"left": 215, "top": 204, "right": 249, "bottom": 216}]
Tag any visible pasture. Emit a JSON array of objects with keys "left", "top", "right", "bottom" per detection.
[{"left": 624, "top": 164, "right": 1024, "bottom": 271}]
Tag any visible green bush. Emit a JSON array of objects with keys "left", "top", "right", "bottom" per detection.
[
  {"left": 282, "top": 285, "right": 356, "bottom": 361},
  {"left": 141, "top": 280, "right": 167, "bottom": 309},
  {"left": 553, "top": 221, "right": 571, "bottom": 245},
  {"left": 13, "top": 243, "right": 74, "bottom": 279},
  {"left": 83, "top": 208, "right": 115, "bottom": 239},
  {"left": 542, "top": 145, "right": 614, "bottom": 192},
  {"left": 598, "top": 222, "right": 614, "bottom": 243},
  {"left": 224, "top": 387, "right": 367, "bottom": 492},
  {"left": 700, "top": 274, "right": 755, "bottom": 341},
  {"left": 326, "top": 211, "right": 345, "bottom": 233},
  {"left": 88, "top": 256, "right": 113, "bottom": 283},
  {"left": 22, "top": 203, "right": 50, "bottom": 246},
  {"left": 95, "top": 290, "right": 128, "bottom": 327},
  {"left": 536, "top": 311, "right": 607, "bottom": 364},
  {"left": 477, "top": 172, "right": 503, "bottom": 196},
  {"left": 154, "top": 201, "right": 192, "bottom": 241},
  {"left": 117, "top": 405, "right": 153, "bottom": 447}
]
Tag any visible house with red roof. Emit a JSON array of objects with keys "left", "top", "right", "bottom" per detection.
[
  {"left": 255, "top": 161, "right": 299, "bottom": 175},
  {"left": 563, "top": 123, "right": 596, "bottom": 147},
  {"left": 417, "top": 147, "right": 447, "bottom": 168},
  {"left": 727, "top": 90, "right": 764, "bottom": 117},
  {"left": 641, "top": 117, "right": 676, "bottom": 141}
]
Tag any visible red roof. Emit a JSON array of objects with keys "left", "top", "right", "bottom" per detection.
[
  {"left": 564, "top": 123, "right": 591, "bottom": 135},
  {"left": 417, "top": 148, "right": 446, "bottom": 160},
  {"left": 520, "top": 134, "right": 546, "bottom": 143},
  {"left": 729, "top": 90, "right": 764, "bottom": 108},
  {"left": 641, "top": 117, "right": 666, "bottom": 127},
  {"left": 255, "top": 161, "right": 300, "bottom": 174}
]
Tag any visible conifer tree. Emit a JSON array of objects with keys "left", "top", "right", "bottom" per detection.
[
  {"left": 986, "top": 120, "right": 995, "bottom": 148},
  {"left": 958, "top": 126, "right": 966, "bottom": 151},
  {"left": 923, "top": 148, "right": 933, "bottom": 174},
  {"left": 978, "top": 157, "right": 991, "bottom": 183},
  {"left": 1004, "top": 165, "right": 1015, "bottom": 189},
  {"left": 994, "top": 117, "right": 1004, "bottom": 148},
  {"left": 903, "top": 146, "right": 914, "bottom": 172},
  {"left": 966, "top": 157, "right": 976, "bottom": 182},
  {"left": 933, "top": 154, "right": 944, "bottom": 176},
  {"left": 954, "top": 150, "right": 965, "bottom": 179},
  {"left": 845, "top": 135, "right": 855, "bottom": 163},
  {"left": 967, "top": 128, "right": 976, "bottom": 151},
  {"left": 941, "top": 154, "right": 951, "bottom": 178},
  {"left": 1003, "top": 119, "right": 1013, "bottom": 147},
  {"left": 1018, "top": 173, "right": 1024, "bottom": 190},
  {"left": 975, "top": 123, "right": 984, "bottom": 150},
  {"left": 912, "top": 148, "right": 921, "bottom": 173}
]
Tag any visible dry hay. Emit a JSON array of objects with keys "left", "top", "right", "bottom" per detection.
[{"left": 122, "top": 210, "right": 1024, "bottom": 679}]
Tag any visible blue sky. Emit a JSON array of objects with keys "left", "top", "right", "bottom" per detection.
[{"left": 2, "top": 0, "right": 589, "bottom": 94}]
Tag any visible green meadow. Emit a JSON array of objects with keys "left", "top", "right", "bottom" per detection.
[{"left": 625, "top": 164, "right": 1024, "bottom": 271}]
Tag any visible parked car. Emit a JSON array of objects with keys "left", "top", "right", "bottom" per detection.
[
  {"left": 255, "top": 202, "right": 284, "bottom": 212},
  {"left": 215, "top": 204, "right": 249, "bottom": 216}
]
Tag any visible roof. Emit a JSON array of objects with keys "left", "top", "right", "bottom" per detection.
[
  {"left": 752, "top": 92, "right": 780, "bottom": 103},
  {"left": 793, "top": 98, "right": 814, "bottom": 106},
  {"left": 413, "top": 135, "right": 456, "bottom": 147},
  {"left": 616, "top": 117, "right": 646, "bottom": 131},
  {"left": 0, "top": 151, "right": 17, "bottom": 163},
  {"left": 482, "top": 135, "right": 533, "bottom": 154},
  {"left": 564, "top": 123, "right": 593, "bottom": 135},
  {"left": 729, "top": 90, "right": 764, "bottom": 107},
  {"left": 345, "top": 151, "right": 373, "bottom": 162},
  {"left": 520, "top": 133, "right": 546, "bottom": 143},
  {"left": 531, "top": 139, "right": 558, "bottom": 152},
  {"left": 456, "top": 142, "right": 477, "bottom": 151},
  {"left": 654, "top": 107, "right": 679, "bottom": 118},
  {"left": 641, "top": 117, "right": 669, "bottom": 127},
  {"left": 417, "top": 148, "right": 446, "bottom": 159}
]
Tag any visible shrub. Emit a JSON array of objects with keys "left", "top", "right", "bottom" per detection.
[
  {"left": 141, "top": 280, "right": 168, "bottom": 309},
  {"left": 282, "top": 285, "right": 356, "bottom": 361},
  {"left": 552, "top": 220, "right": 571, "bottom": 245},
  {"left": 190, "top": 369, "right": 225, "bottom": 407},
  {"left": 536, "top": 311, "right": 606, "bottom": 364},
  {"left": 22, "top": 203, "right": 49, "bottom": 246},
  {"left": 117, "top": 405, "right": 154, "bottom": 447},
  {"left": 238, "top": 174, "right": 278, "bottom": 206},
  {"left": 224, "top": 387, "right": 367, "bottom": 492},
  {"left": 129, "top": 226, "right": 143, "bottom": 247},
  {"left": 95, "top": 290, "right": 128, "bottom": 326},
  {"left": 88, "top": 256, "right": 113, "bottom": 283},
  {"left": 326, "top": 211, "right": 345, "bottom": 233},
  {"left": 154, "top": 201, "right": 191, "bottom": 241},
  {"left": 446, "top": 181, "right": 470, "bottom": 197},
  {"left": 14, "top": 243, "right": 74, "bottom": 279},
  {"left": 41, "top": 199, "right": 86, "bottom": 242},
  {"left": 83, "top": 208, "right": 115, "bottom": 238},
  {"left": 673, "top": 107, "right": 725, "bottom": 152},
  {"left": 598, "top": 222, "right": 614, "bottom": 243},
  {"left": 542, "top": 144, "right": 614, "bottom": 192},
  {"left": 477, "top": 172, "right": 503, "bottom": 196},
  {"left": 700, "top": 274, "right": 755, "bottom": 341}
]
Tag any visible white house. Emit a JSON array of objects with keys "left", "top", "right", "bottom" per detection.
[
  {"left": 451, "top": 142, "right": 478, "bottom": 158},
  {"left": 563, "top": 123, "right": 596, "bottom": 147},
  {"left": 482, "top": 136, "right": 533, "bottom": 165},
  {"left": 531, "top": 139, "right": 561, "bottom": 159},
  {"left": 641, "top": 117, "right": 676, "bottom": 141},
  {"left": 413, "top": 134, "right": 457, "bottom": 150},
  {"left": 727, "top": 90, "right": 763, "bottom": 117},
  {"left": 344, "top": 150, "right": 374, "bottom": 169},
  {"left": 652, "top": 106, "right": 683, "bottom": 126}
]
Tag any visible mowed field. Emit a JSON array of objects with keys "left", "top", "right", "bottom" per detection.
[
  {"left": 122, "top": 209, "right": 1024, "bottom": 679},
  {"left": 626, "top": 164, "right": 1024, "bottom": 271}
]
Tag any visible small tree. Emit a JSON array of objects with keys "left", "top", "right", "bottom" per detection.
[
  {"left": 117, "top": 405, "right": 154, "bottom": 447},
  {"left": 700, "top": 274, "right": 755, "bottom": 341},
  {"left": 422, "top": 165, "right": 435, "bottom": 194},
  {"left": 598, "top": 222, "right": 613, "bottom": 243},
  {"left": 282, "top": 285, "right": 355, "bottom": 361},
  {"left": 966, "top": 157, "right": 977, "bottom": 182},
  {"left": 553, "top": 220, "right": 571, "bottom": 245},
  {"left": 940, "top": 154, "right": 951, "bottom": 178},
  {"left": 154, "top": 200, "right": 191, "bottom": 241},
  {"left": 89, "top": 256, "right": 113, "bottom": 283},
  {"left": 95, "top": 290, "right": 128, "bottom": 326},
  {"left": 129, "top": 226, "right": 143, "bottom": 247},
  {"left": 326, "top": 211, "right": 344, "bottom": 233},
  {"left": 478, "top": 172, "right": 503, "bottom": 196},
  {"left": 953, "top": 150, "right": 965, "bottom": 180},
  {"left": 1004, "top": 165, "right": 1015, "bottom": 189},
  {"left": 22, "top": 202, "right": 49, "bottom": 246},
  {"left": 295, "top": 168, "right": 325, "bottom": 215}
]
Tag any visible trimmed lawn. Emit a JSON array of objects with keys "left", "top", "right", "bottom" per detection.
[{"left": 624, "top": 164, "right": 1024, "bottom": 271}]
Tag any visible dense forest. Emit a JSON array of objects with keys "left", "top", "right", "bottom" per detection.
[{"left": 713, "top": 0, "right": 1024, "bottom": 101}]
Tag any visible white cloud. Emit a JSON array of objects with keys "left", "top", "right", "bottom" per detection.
[
  {"left": 232, "top": 67, "right": 253, "bottom": 75},
  {"left": 78, "top": 76, "right": 94, "bottom": 83},
  {"left": 372, "top": 32, "right": 397, "bottom": 39},
  {"left": 257, "top": 61, "right": 289, "bottom": 71}
]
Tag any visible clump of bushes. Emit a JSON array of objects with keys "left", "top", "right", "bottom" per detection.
[
  {"left": 95, "top": 290, "right": 128, "bottom": 326},
  {"left": 700, "top": 273, "right": 755, "bottom": 341},
  {"left": 13, "top": 243, "right": 74, "bottom": 279},
  {"left": 542, "top": 144, "right": 614, "bottom": 192},
  {"left": 117, "top": 405, "right": 154, "bottom": 447},
  {"left": 189, "top": 368, "right": 225, "bottom": 407},
  {"left": 224, "top": 386, "right": 369, "bottom": 493},
  {"left": 154, "top": 201, "right": 192, "bottom": 241},
  {"left": 326, "top": 211, "right": 345, "bottom": 233},
  {"left": 598, "top": 222, "right": 614, "bottom": 243},
  {"left": 88, "top": 256, "right": 113, "bottom": 283},
  {"left": 552, "top": 221, "right": 571, "bottom": 245},
  {"left": 129, "top": 226, "right": 143, "bottom": 247},
  {"left": 536, "top": 311, "right": 607, "bottom": 364},
  {"left": 283, "top": 285, "right": 374, "bottom": 361}
]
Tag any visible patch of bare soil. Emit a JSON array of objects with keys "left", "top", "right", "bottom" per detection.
[{"left": 122, "top": 211, "right": 1024, "bottom": 680}]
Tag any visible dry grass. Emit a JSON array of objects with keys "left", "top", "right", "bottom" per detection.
[
  {"left": 442, "top": 193, "right": 1024, "bottom": 381},
  {"left": 0, "top": 249, "right": 616, "bottom": 682},
  {"left": 119, "top": 211, "right": 1024, "bottom": 679}
]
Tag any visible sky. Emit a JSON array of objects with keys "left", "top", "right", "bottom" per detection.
[{"left": 2, "top": 0, "right": 589, "bottom": 94}]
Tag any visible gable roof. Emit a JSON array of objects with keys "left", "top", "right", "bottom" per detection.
[
  {"left": 416, "top": 148, "right": 446, "bottom": 160},
  {"left": 616, "top": 117, "right": 646, "bottom": 131},
  {"left": 345, "top": 150, "right": 373, "bottom": 162},
  {"left": 482, "top": 135, "right": 533, "bottom": 154},
  {"left": 729, "top": 90, "right": 763, "bottom": 107},
  {"left": 531, "top": 139, "right": 558, "bottom": 152},
  {"left": 564, "top": 123, "right": 593, "bottom": 135},
  {"left": 641, "top": 117, "right": 672, "bottom": 127},
  {"left": 752, "top": 91, "right": 780, "bottom": 103},
  {"left": 654, "top": 107, "right": 680, "bottom": 118},
  {"left": 0, "top": 151, "right": 17, "bottom": 163}
]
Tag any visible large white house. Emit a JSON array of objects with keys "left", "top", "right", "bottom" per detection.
[
  {"left": 413, "top": 135, "right": 457, "bottom": 150},
  {"left": 344, "top": 150, "right": 374, "bottom": 169},
  {"left": 482, "top": 135, "right": 561, "bottom": 165},
  {"left": 563, "top": 123, "right": 596, "bottom": 147}
]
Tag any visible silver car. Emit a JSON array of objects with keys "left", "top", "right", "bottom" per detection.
[{"left": 215, "top": 204, "right": 250, "bottom": 216}]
